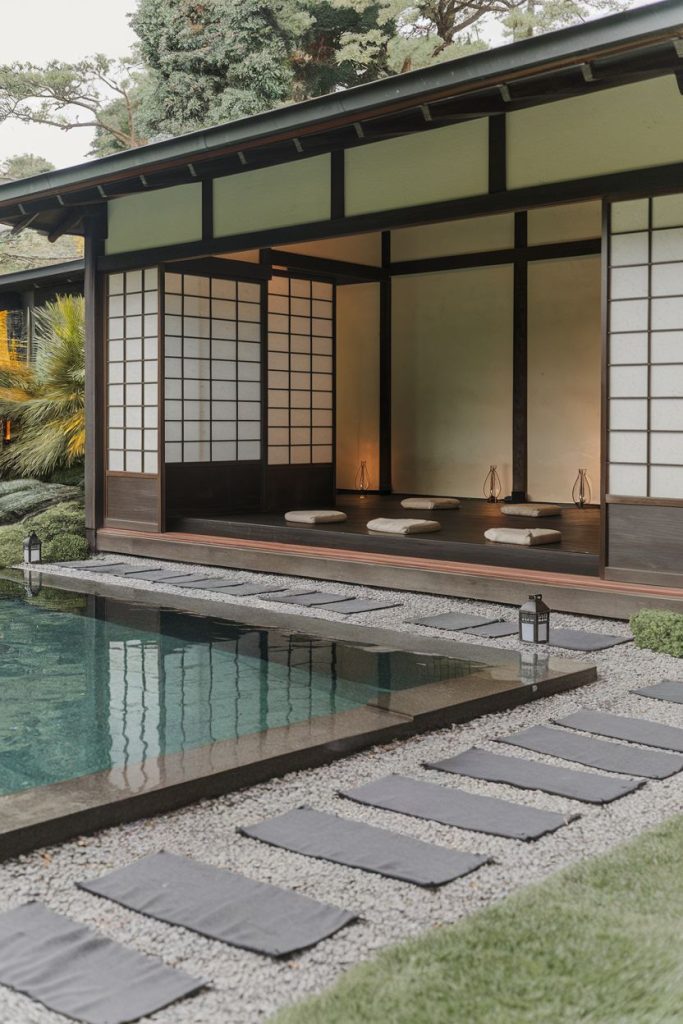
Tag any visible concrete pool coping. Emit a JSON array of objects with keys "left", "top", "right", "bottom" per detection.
[{"left": 0, "top": 570, "right": 597, "bottom": 860}]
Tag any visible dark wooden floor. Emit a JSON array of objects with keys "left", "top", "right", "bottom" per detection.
[{"left": 171, "top": 494, "right": 601, "bottom": 576}]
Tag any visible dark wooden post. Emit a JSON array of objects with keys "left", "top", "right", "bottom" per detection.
[
  {"left": 379, "top": 230, "right": 392, "bottom": 493},
  {"left": 511, "top": 211, "right": 528, "bottom": 502},
  {"left": 84, "top": 210, "right": 107, "bottom": 550}
]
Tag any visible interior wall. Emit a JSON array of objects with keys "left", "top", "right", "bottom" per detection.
[
  {"left": 392, "top": 265, "right": 514, "bottom": 498},
  {"left": 527, "top": 256, "right": 602, "bottom": 503},
  {"left": 336, "top": 283, "right": 380, "bottom": 489}
]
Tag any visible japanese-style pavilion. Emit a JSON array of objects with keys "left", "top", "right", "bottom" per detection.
[{"left": 2, "top": 0, "right": 683, "bottom": 614}]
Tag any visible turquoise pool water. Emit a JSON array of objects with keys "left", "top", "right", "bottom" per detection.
[{"left": 0, "top": 576, "right": 485, "bottom": 797}]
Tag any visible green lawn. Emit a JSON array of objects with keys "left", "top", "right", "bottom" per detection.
[{"left": 274, "top": 815, "right": 683, "bottom": 1024}]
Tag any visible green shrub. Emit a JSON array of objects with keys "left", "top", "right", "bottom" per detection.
[
  {"left": 631, "top": 609, "right": 683, "bottom": 658},
  {"left": 0, "top": 499, "right": 88, "bottom": 567},
  {"left": 0, "top": 523, "right": 24, "bottom": 567}
]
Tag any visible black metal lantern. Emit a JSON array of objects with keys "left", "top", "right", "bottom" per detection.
[
  {"left": 23, "top": 531, "right": 42, "bottom": 565},
  {"left": 23, "top": 569, "right": 42, "bottom": 598},
  {"left": 519, "top": 593, "right": 550, "bottom": 644}
]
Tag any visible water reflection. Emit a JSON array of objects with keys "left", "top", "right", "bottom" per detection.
[{"left": 0, "top": 581, "right": 482, "bottom": 797}]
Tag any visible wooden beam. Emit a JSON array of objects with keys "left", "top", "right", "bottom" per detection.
[
  {"left": 47, "top": 209, "right": 83, "bottom": 243},
  {"left": 488, "top": 115, "right": 507, "bottom": 194},
  {"left": 512, "top": 211, "right": 528, "bottom": 503},
  {"left": 97, "top": 160, "right": 683, "bottom": 274},
  {"left": 83, "top": 209, "right": 108, "bottom": 550},
  {"left": 269, "top": 249, "right": 385, "bottom": 283},
  {"left": 202, "top": 178, "right": 213, "bottom": 241},
  {"left": 331, "top": 150, "right": 345, "bottom": 220},
  {"left": 379, "top": 231, "right": 392, "bottom": 494}
]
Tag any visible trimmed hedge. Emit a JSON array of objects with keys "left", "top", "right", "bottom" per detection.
[{"left": 631, "top": 609, "right": 683, "bottom": 658}]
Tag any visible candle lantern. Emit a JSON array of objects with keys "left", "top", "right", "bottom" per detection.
[
  {"left": 355, "top": 460, "right": 370, "bottom": 495},
  {"left": 483, "top": 465, "right": 502, "bottom": 503},
  {"left": 572, "top": 468, "right": 591, "bottom": 508},
  {"left": 23, "top": 531, "right": 42, "bottom": 565},
  {"left": 519, "top": 593, "right": 550, "bottom": 644}
]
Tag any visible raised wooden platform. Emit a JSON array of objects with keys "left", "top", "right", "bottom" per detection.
[{"left": 171, "top": 495, "right": 601, "bottom": 577}]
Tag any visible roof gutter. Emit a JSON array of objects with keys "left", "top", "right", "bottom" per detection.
[{"left": 0, "top": 0, "right": 681, "bottom": 210}]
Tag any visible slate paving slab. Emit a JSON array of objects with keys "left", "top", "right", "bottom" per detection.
[
  {"left": 414, "top": 611, "right": 502, "bottom": 631},
  {"left": 340, "top": 773, "right": 573, "bottom": 840},
  {"left": 547, "top": 628, "right": 631, "bottom": 652},
  {"left": 427, "top": 747, "right": 644, "bottom": 804},
  {"left": 555, "top": 709, "right": 683, "bottom": 753},
  {"left": 633, "top": 680, "right": 683, "bottom": 705},
  {"left": 322, "top": 598, "right": 403, "bottom": 615},
  {"left": 500, "top": 724, "right": 683, "bottom": 779}
]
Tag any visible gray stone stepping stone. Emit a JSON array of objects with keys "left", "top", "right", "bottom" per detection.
[
  {"left": 266, "top": 591, "right": 352, "bottom": 607},
  {"left": 166, "top": 578, "right": 240, "bottom": 591},
  {"left": 414, "top": 611, "right": 501, "bottom": 631},
  {"left": 79, "top": 851, "right": 356, "bottom": 958},
  {"left": 112, "top": 569, "right": 193, "bottom": 582},
  {"left": 462, "top": 621, "right": 518, "bottom": 638},
  {"left": 427, "top": 747, "right": 643, "bottom": 804},
  {"left": 56, "top": 560, "right": 127, "bottom": 570},
  {"left": 633, "top": 680, "right": 683, "bottom": 705},
  {"left": 0, "top": 901, "right": 204, "bottom": 1024},
  {"left": 240, "top": 806, "right": 489, "bottom": 887},
  {"left": 224, "top": 583, "right": 291, "bottom": 597},
  {"left": 322, "top": 598, "right": 403, "bottom": 614},
  {"left": 340, "top": 774, "right": 572, "bottom": 840},
  {"left": 548, "top": 628, "right": 631, "bottom": 651},
  {"left": 555, "top": 709, "right": 683, "bottom": 753},
  {"left": 79, "top": 563, "right": 136, "bottom": 575},
  {"left": 499, "top": 724, "right": 683, "bottom": 779}
]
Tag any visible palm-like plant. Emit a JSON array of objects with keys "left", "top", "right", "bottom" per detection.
[{"left": 0, "top": 295, "right": 85, "bottom": 478}]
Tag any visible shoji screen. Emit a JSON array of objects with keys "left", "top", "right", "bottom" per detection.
[
  {"left": 267, "top": 276, "right": 334, "bottom": 466},
  {"left": 106, "top": 268, "right": 159, "bottom": 475},
  {"left": 164, "top": 271, "right": 262, "bottom": 465},
  {"left": 608, "top": 195, "right": 683, "bottom": 499}
]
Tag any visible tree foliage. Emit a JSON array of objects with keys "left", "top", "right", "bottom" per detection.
[
  {"left": 0, "top": 153, "right": 55, "bottom": 179},
  {"left": 0, "top": 56, "right": 146, "bottom": 156},
  {"left": 0, "top": 0, "right": 629, "bottom": 156},
  {"left": 0, "top": 296, "right": 85, "bottom": 478}
]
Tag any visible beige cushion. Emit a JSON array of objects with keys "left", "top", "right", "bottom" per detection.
[
  {"left": 401, "top": 497, "right": 460, "bottom": 510},
  {"left": 485, "top": 527, "right": 561, "bottom": 546},
  {"left": 285, "top": 510, "right": 348, "bottom": 524},
  {"left": 367, "top": 517, "right": 442, "bottom": 535},
  {"left": 501, "top": 503, "right": 561, "bottom": 518}
]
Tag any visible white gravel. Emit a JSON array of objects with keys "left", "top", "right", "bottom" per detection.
[{"left": 1, "top": 557, "right": 682, "bottom": 1024}]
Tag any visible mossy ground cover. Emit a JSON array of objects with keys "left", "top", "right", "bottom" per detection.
[
  {"left": 0, "top": 498, "right": 88, "bottom": 566},
  {"left": 274, "top": 815, "right": 683, "bottom": 1024},
  {"left": 631, "top": 609, "right": 683, "bottom": 658}
]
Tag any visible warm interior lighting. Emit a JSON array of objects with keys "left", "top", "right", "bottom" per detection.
[
  {"left": 355, "top": 460, "right": 370, "bottom": 495},
  {"left": 3, "top": 418, "right": 11, "bottom": 444},
  {"left": 483, "top": 465, "right": 502, "bottom": 503},
  {"left": 572, "top": 468, "right": 591, "bottom": 508}
]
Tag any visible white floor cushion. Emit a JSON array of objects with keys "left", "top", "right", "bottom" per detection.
[
  {"left": 501, "top": 503, "right": 561, "bottom": 518},
  {"left": 285, "top": 510, "right": 348, "bottom": 524},
  {"left": 367, "top": 517, "right": 442, "bottom": 535},
  {"left": 401, "top": 497, "right": 461, "bottom": 510},
  {"left": 485, "top": 527, "right": 561, "bottom": 546}
]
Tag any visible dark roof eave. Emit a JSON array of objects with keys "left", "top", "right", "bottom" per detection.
[
  {"left": 0, "top": 259, "right": 85, "bottom": 292},
  {"left": 0, "top": 0, "right": 681, "bottom": 211}
]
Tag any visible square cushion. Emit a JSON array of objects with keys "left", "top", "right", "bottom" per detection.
[
  {"left": 285, "top": 510, "right": 348, "bottom": 524},
  {"left": 367, "top": 517, "right": 442, "bottom": 535},
  {"left": 485, "top": 527, "right": 561, "bottom": 546},
  {"left": 401, "top": 497, "right": 460, "bottom": 510},
  {"left": 501, "top": 503, "right": 561, "bottom": 518}
]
